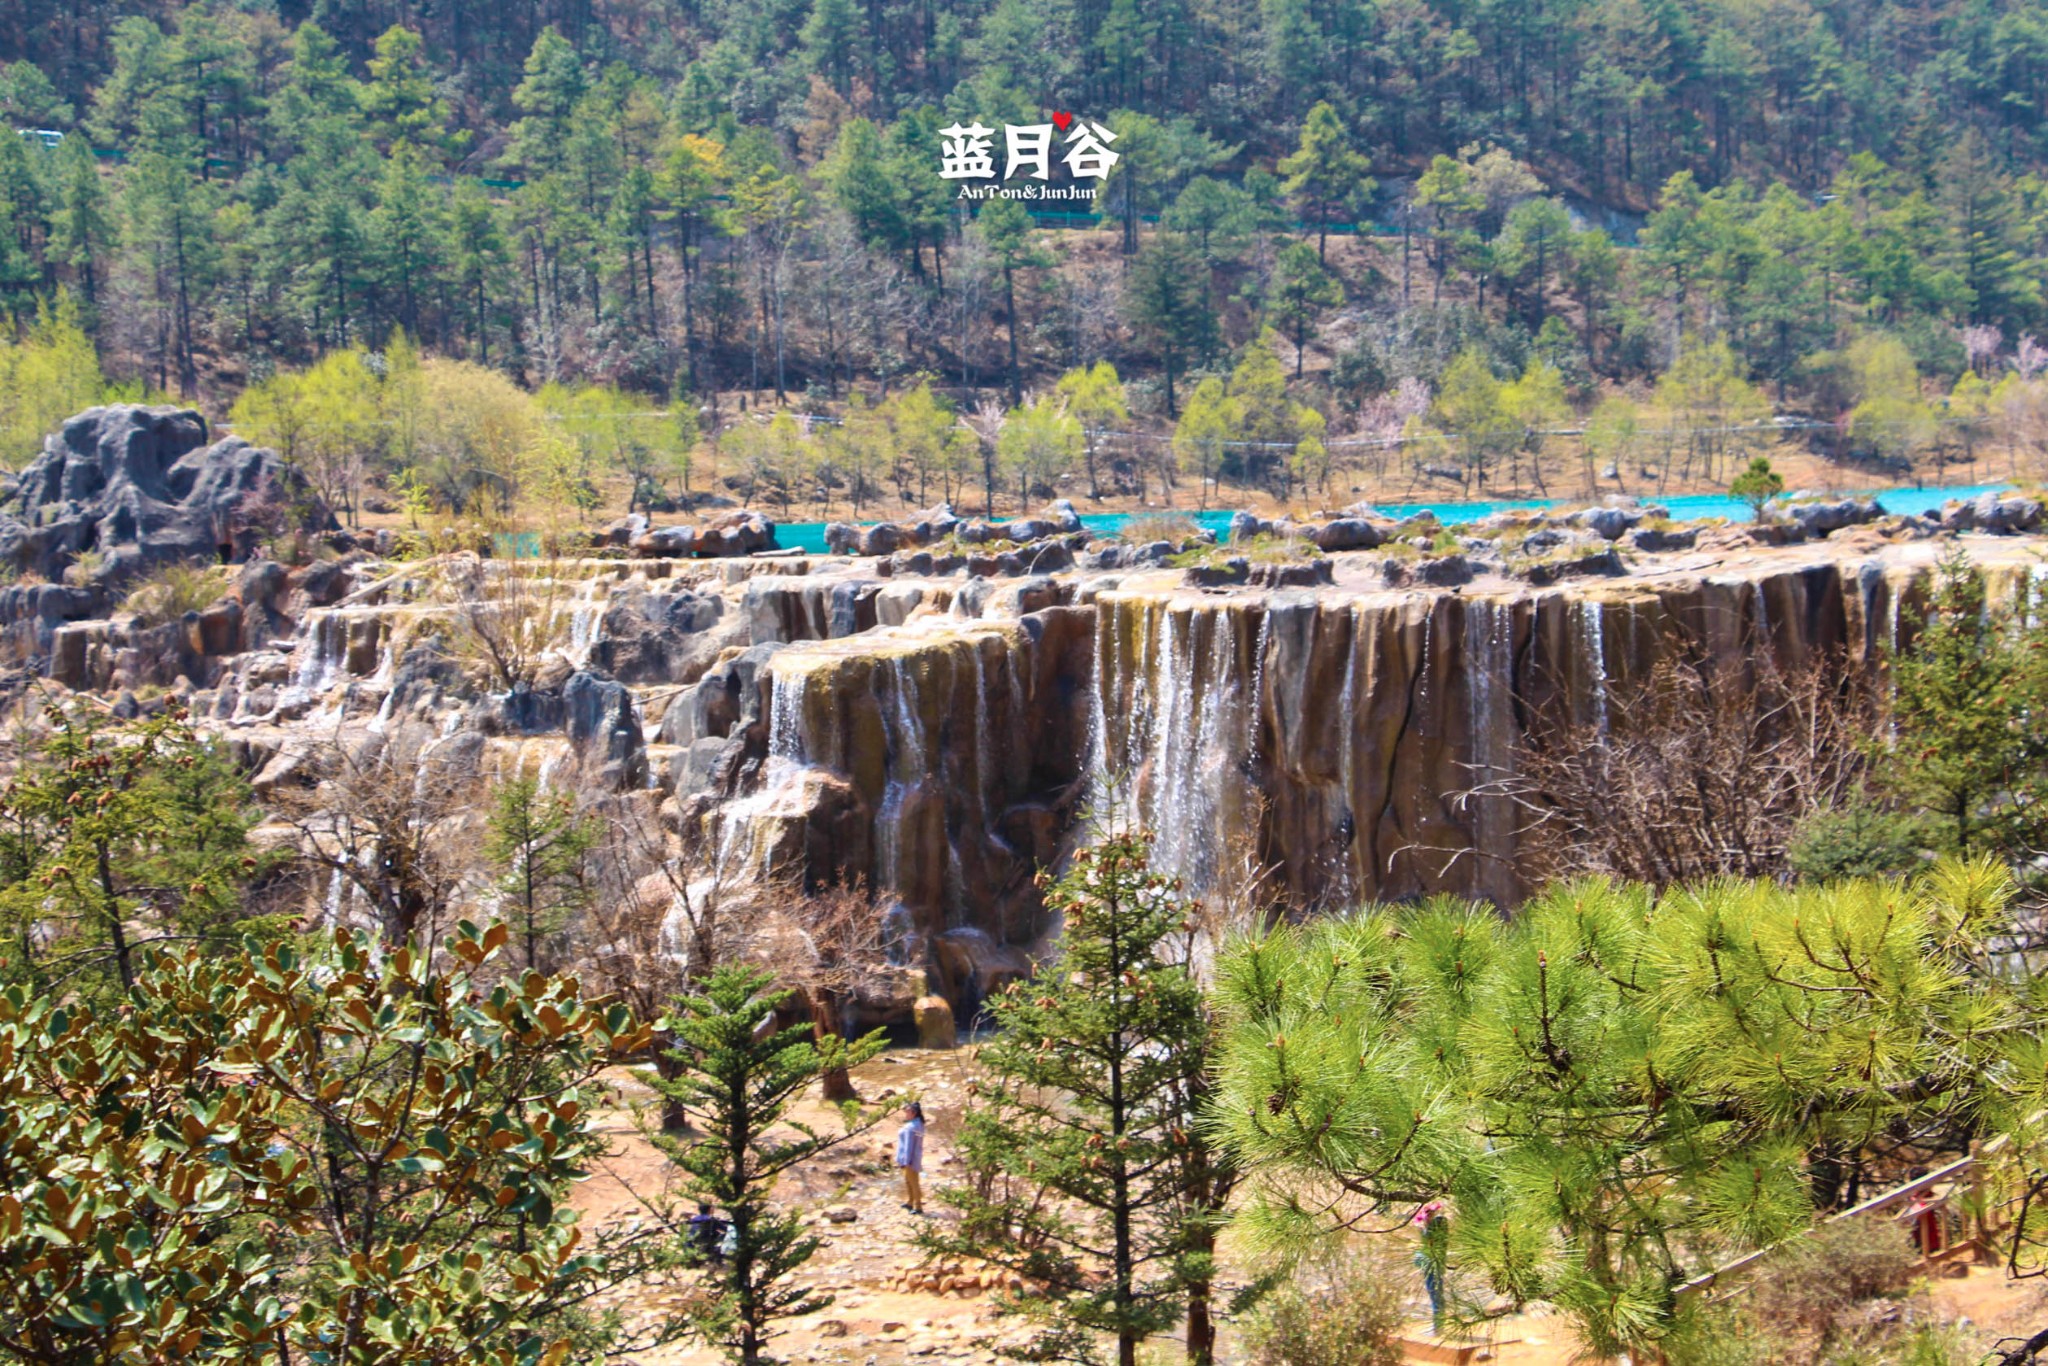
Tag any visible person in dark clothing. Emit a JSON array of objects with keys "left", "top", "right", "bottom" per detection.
[{"left": 688, "top": 1203, "right": 729, "bottom": 1265}]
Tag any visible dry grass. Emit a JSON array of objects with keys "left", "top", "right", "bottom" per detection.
[{"left": 122, "top": 563, "right": 228, "bottom": 626}]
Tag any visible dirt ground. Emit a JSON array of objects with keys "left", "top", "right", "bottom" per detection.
[{"left": 570, "top": 1045, "right": 2048, "bottom": 1365}]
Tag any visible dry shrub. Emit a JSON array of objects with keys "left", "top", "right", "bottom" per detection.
[
  {"left": 1671, "top": 1221, "right": 1968, "bottom": 1366},
  {"left": 1117, "top": 511, "right": 1202, "bottom": 545},
  {"left": 1499, "top": 649, "right": 1882, "bottom": 887},
  {"left": 122, "top": 562, "right": 227, "bottom": 626},
  {"left": 438, "top": 554, "right": 567, "bottom": 690},
  {"left": 1237, "top": 1238, "right": 1407, "bottom": 1366}
]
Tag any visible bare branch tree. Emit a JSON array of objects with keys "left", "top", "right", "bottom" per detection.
[
  {"left": 584, "top": 794, "right": 762, "bottom": 1129},
  {"left": 1472, "top": 649, "right": 1883, "bottom": 888},
  {"left": 272, "top": 729, "right": 482, "bottom": 947},
  {"left": 775, "top": 876, "right": 886, "bottom": 1102},
  {"left": 439, "top": 554, "right": 571, "bottom": 691}
]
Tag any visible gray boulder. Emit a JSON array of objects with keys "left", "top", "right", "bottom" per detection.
[
  {"left": 1518, "top": 546, "right": 1625, "bottom": 585},
  {"left": 660, "top": 643, "right": 786, "bottom": 747},
  {"left": 1228, "top": 511, "right": 1272, "bottom": 543},
  {"left": 1570, "top": 505, "right": 1642, "bottom": 540},
  {"left": 1628, "top": 526, "right": 1698, "bottom": 553},
  {"left": 1415, "top": 554, "right": 1474, "bottom": 586},
  {"left": 587, "top": 586, "right": 732, "bottom": 684},
  {"left": 1788, "top": 498, "right": 1882, "bottom": 536},
  {"left": 1941, "top": 493, "right": 2044, "bottom": 534},
  {"left": 0, "top": 404, "right": 336, "bottom": 585},
  {"left": 563, "top": 671, "right": 647, "bottom": 789},
  {"left": 1311, "top": 518, "right": 1383, "bottom": 552},
  {"left": 631, "top": 510, "right": 777, "bottom": 558}
]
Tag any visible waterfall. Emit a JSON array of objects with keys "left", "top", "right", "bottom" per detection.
[
  {"left": 1581, "top": 600, "right": 1609, "bottom": 734},
  {"left": 1091, "top": 596, "right": 1255, "bottom": 894},
  {"left": 294, "top": 610, "right": 346, "bottom": 693},
  {"left": 874, "top": 657, "right": 926, "bottom": 896},
  {"left": 972, "top": 644, "right": 994, "bottom": 816},
  {"left": 1334, "top": 602, "right": 1362, "bottom": 858},
  {"left": 1245, "top": 608, "right": 1271, "bottom": 766},
  {"left": 767, "top": 670, "right": 808, "bottom": 763},
  {"left": 715, "top": 665, "right": 813, "bottom": 882},
  {"left": 1463, "top": 597, "right": 1517, "bottom": 896},
  {"left": 563, "top": 579, "right": 607, "bottom": 669}
]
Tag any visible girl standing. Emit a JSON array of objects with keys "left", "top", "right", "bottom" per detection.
[{"left": 895, "top": 1102, "right": 926, "bottom": 1213}]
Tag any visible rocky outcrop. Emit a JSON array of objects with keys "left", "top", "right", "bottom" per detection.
[
  {"left": 715, "top": 610, "right": 1095, "bottom": 958},
  {"left": 1935, "top": 492, "right": 2044, "bottom": 534},
  {"left": 824, "top": 501, "right": 1085, "bottom": 558},
  {"left": 1229, "top": 510, "right": 1388, "bottom": 552},
  {"left": 0, "top": 405, "right": 335, "bottom": 584},
  {"left": 710, "top": 541, "right": 2034, "bottom": 942},
  {"left": 584, "top": 583, "right": 736, "bottom": 684},
  {"left": 563, "top": 670, "right": 647, "bottom": 789},
  {"left": 629, "top": 509, "right": 778, "bottom": 558},
  {"left": 1789, "top": 497, "right": 1883, "bottom": 536}
]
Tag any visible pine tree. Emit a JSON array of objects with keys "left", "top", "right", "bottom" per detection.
[
  {"left": 1885, "top": 544, "right": 2048, "bottom": 857},
  {"left": 1278, "top": 101, "right": 1373, "bottom": 262},
  {"left": 484, "top": 776, "right": 598, "bottom": 972},
  {"left": 651, "top": 965, "right": 884, "bottom": 1366},
  {"left": 1268, "top": 241, "right": 1343, "bottom": 377},
  {"left": 1213, "top": 860, "right": 2045, "bottom": 1354},
  {"left": 360, "top": 25, "right": 467, "bottom": 162},
  {"left": 47, "top": 136, "right": 111, "bottom": 311},
  {"left": 974, "top": 197, "right": 1052, "bottom": 408},
  {"left": 1728, "top": 455, "right": 1784, "bottom": 521},
  {"left": 1126, "top": 232, "right": 1217, "bottom": 417},
  {"left": 0, "top": 703, "right": 276, "bottom": 1002},
  {"left": 370, "top": 142, "right": 451, "bottom": 342},
  {"left": 800, "top": 0, "right": 863, "bottom": 98},
  {"left": 508, "top": 27, "right": 588, "bottom": 178},
  {"left": 923, "top": 832, "right": 1230, "bottom": 1366}
]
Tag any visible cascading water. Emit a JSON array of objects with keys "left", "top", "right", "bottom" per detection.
[
  {"left": 874, "top": 655, "right": 928, "bottom": 896},
  {"left": 293, "top": 609, "right": 347, "bottom": 694},
  {"left": 562, "top": 579, "right": 609, "bottom": 669},
  {"left": 1581, "top": 599, "right": 1609, "bottom": 734},
  {"left": 715, "top": 666, "right": 813, "bottom": 879},
  {"left": 1462, "top": 596, "right": 1518, "bottom": 903},
  {"left": 1093, "top": 595, "right": 1259, "bottom": 895}
]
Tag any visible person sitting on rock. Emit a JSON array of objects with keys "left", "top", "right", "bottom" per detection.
[
  {"left": 895, "top": 1101, "right": 927, "bottom": 1214},
  {"left": 688, "top": 1203, "right": 729, "bottom": 1265}
]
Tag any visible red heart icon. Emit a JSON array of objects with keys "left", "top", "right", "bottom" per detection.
[{"left": 1052, "top": 111, "right": 1074, "bottom": 132}]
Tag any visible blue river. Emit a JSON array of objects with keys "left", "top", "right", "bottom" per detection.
[{"left": 768, "top": 482, "right": 2015, "bottom": 555}]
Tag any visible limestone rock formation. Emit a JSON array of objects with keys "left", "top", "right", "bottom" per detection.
[
  {"left": 563, "top": 670, "right": 647, "bottom": 789},
  {"left": 1937, "top": 492, "right": 2044, "bottom": 534},
  {"left": 0, "top": 405, "right": 336, "bottom": 585},
  {"left": 823, "top": 501, "right": 1087, "bottom": 558},
  {"left": 3, "top": 410, "right": 2036, "bottom": 1026},
  {"left": 913, "top": 995, "right": 957, "bottom": 1049},
  {"left": 1789, "top": 497, "right": 1883, "bottom": 536},
  {"left": 629, "top": 509, "right": 777, "bottom": 557}
]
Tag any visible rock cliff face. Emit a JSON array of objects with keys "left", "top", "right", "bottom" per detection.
[
  {"left": 713, "top": 540, "right": 2039, "bottom": 925},
  {"left": 713, "top": 611, "right": 1094, "bottom": 979},
  {"left": 1086, "top": 556, "right": 1941, "bottom": 908}
]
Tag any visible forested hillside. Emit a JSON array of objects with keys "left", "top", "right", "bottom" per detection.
[{"left": 3, "top": 0, "right": 2048, "bottom": 512}]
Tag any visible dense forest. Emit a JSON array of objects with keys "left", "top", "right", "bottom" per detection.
[{"left": 4, "top": 0, "right": 2048, "bottom": 509}]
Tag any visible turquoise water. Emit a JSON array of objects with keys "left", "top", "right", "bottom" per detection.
[{"left": 770, "top": 483, "right": 2015, "bottom": 555}]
